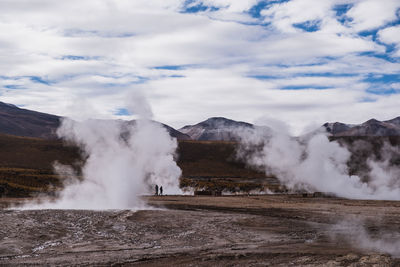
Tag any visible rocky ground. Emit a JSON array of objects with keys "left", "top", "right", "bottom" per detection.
[{"left": 1, "top": 195, "right": 400, "bottom": 266}]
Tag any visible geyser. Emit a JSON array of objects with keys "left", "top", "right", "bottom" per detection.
[
  {"left": 22, "top": 95, "right": 181, "bottom": 209},
  {"left": 237, "top": 118, "right": 400, "bottom": 200}
]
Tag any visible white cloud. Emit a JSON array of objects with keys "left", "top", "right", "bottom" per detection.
[
  {"left": 379, "top": 25, "right": 400, "bottom": 57},
  {"left": 346, "top": 0, "right": 400, "bottom": 32},
  {"left": 261, "top": 0, "right": 337, "bottom": 33},
  {"left": 0, "top": 0, "right": 399, "bottom": 134}
]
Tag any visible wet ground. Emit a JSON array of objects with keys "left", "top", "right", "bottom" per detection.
[{"left": 1, "top": 195, "right": 400, "bottom": 266}]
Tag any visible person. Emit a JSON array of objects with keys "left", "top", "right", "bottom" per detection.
[
  {"left": 160, "top": 186, "right": 163, "bottom": 196},
  {"left": 155, "top": 184, "right": 159, "bottom": 196}
]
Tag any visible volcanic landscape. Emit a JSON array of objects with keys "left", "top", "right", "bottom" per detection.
[
  {"left": 1, "top": 103, "right": 400, "bottom": 266},
  {"left": 1, "top": 195, "right": 400, "bottom": 266}
]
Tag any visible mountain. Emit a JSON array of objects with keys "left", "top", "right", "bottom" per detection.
[
  {"left": 179, "top": 117, "right": 254, "bottom": 141},
  {"left": 3, "top": 100, "right": 399, "bottom": 140},
  {"left": 0, "top": 102, "right": 61, "bottom": 139},
  {"left": 124, "top": 120, "right": 190, "bottom": 140},
  {"left": 0, "top": 102, "right": 190, "bottom": 140},
  {"left": 324, "top": 117, "right": 400, "bottom": 136},
  {"left": 160, "top": 123, "right": 191, "bottom": 140}
]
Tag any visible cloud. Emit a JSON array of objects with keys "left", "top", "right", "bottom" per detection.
[
  {"left": 261, "top": 0, "right": 336, "bottom": 33},
  {"left": 0, "top": 0, "right": 399, "bottom": 133},
  {"left": 379, "top": 25, "right": 400, "bottom": 57},
  {"left": 346, "top": 0, "right": 400, "bottom": 32}
]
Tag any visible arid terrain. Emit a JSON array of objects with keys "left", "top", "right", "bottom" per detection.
[
  {"left": 0, "top": 134, "right": 278, "bottom": 197},
  {"left": 1, "top": 106, "right": 400, "bottom": 266},
  {"left": 1, "top": 195, "right": 400, "bottom": 266}
]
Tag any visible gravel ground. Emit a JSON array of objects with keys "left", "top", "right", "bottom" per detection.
[{"left": 1, "top": 195, "right": 400, "bottom": 266}]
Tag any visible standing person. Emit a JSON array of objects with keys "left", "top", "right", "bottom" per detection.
[
  {"left": 155, "top": 184, "right": 159, "bottom": 196},
  {"left": 160, "top": 186, "right": 163, "bottom": 196}
]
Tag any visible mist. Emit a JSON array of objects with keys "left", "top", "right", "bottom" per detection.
[
  {"left": 237, "top": 118, "right": 400, "bottom": 200},
  {"left": 21, "top": 94, "right": 181, "bottom": 209},
  {"left": 330, "top": 216, "right": 400, "bottom": 257}
]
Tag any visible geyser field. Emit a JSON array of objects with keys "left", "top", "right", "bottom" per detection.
[
  {"left": 2, "top": 139, "right": 400, "bottom": 266},
  {"left": 1, "top": 103, "right": 400, "bottom": 265},
  {"left": 1, "top": 195, "right": 400, "bottom": 266},
  {"left": 3, "top": 0, "right": 400, "bottom": 265}
]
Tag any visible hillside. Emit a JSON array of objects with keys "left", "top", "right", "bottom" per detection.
[
  {"left": 0, "top": 134, "right": 276, "bottom": 197},
  {"left": 182, "top": 116, "right": 400, "bottom": 141},
  {"left": 0, "top": 134, "right": 80, "bottom": 170},
  {"left": 179, "top": 117, "right": 254, "bottom": 141},
  {"left": 0, "top": 102, "right": 60, "bottom": 139},
  {"left": 3, "top": 101, "right": 400, "bottom": 141},
  {"left": 1, "top": 132, "right": 399, "bottom": 197},
  {"left": 0, "top": 134, "right": 81, "bottom": 196},
  {"left": 1, "top": 101, "right": 399, "bottom": 197},
  {"left": 177, "top": 140, "right": 279, "bottom": 192},
  {"left": 324, "top": 117, "right": 400, "bottom": 136},
  {"left": 331, "top": 135, "right": 400, "bottom": 177},
  {"left": 0, "top": 101, "right": 190, "bottom": 140}
]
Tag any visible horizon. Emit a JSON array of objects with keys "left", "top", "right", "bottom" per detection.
[
  {"left": 0, "top": 1, "right": 399, "bottom": 134},
  {"left": 2, "top": 100, "right": 399, "bottom": 136}
]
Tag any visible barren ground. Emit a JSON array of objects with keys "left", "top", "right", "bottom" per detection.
[{"left": 1, "top": 195, "right": 400, "bottom": 266}]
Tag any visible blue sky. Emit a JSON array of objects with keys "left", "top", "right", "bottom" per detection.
[{"left": 0, "top": 0, "right": 400, "bottom": 133}]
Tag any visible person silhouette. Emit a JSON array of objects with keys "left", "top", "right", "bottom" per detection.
[
  {"left": 155, "top": 184, "right": 159, "bottom": 196},
  {"left": 160, "top": 186, "right": 163, "bottom": 196}
]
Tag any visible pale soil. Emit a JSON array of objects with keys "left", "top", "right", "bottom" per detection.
[{"left": 1, "top": 195, "right": 400, "bottom": 266}]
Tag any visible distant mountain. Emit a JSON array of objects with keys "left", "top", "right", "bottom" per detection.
[
  {"left": 159, "top": 123, "right": 191, "bottom": 140},
  {"left": 179, "top": 117, "right": 254, "bottom": 141},
  {"left": 323, "top": 117, "right": 400, "bottom": 136},
  {"left": 124, "top": 120, "right": 190, "bottom": 140},
  {"left": 0, "top": 102, "right": 190, "bottom": 140},
  {"left": 4, "top": 101, "right": 398, "bottom": 140},
  {"left": 0, "top": 102, "right": 61, "bottom": 139}
]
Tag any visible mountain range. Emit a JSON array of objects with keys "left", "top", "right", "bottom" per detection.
[
  {"left": 323, "top": 117, "right": 400, "bottom": 137},
  {"left": 0, "top": 102, "right": 190, "bottom": 140},
  {"left": 1, "top": 101, "right": 400, "bottom": 140}
]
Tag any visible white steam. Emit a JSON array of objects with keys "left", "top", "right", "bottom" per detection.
[
  {"left": 237, "top": 118, "right": 400, "bottom": 200},
  {"left": 330, "top": 216, "right": 400, "bottom": 257},
  {"left": 23, "top": 93, "right": 181, "bottom": 209}
]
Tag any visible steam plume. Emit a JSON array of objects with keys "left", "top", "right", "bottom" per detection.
[
  {"left": 237, "top": 118, "right": 400, "bottom": 200},
  {"left": 23, "top": 93, "right": 181, "bottom": 209},
  {"left": 330, "top": 216, "right": 400, "bottom": 257}
]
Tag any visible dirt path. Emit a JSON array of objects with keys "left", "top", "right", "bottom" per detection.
[{"left": 1, "top": 195, "right": 399, "bottom": 266}]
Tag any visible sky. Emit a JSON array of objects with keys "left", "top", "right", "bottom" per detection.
[{"left": 0, "top": 0, "right": 400, "bottom": 134}]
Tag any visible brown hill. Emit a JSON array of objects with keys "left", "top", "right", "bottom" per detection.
[
  {"left": 177, "top": 140, "right": 279, "bottom": 192},
  {"left": 0, "top": 101, "right": 190, "bottom": 140},
  {"left": 0, "top": 134, "right": 80, "bottom": 170},
  {"left": 0, "top": 134, "right": 276, "bottom": 197},
  {"left": 0, "top": 102, "right": 60, "bottom": 139},
  {"left": 1, "top": 132, "right": 399, "bottom": 197},
  {"left": 0, "top": 134, "right": 81, "bottom": 196}
]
